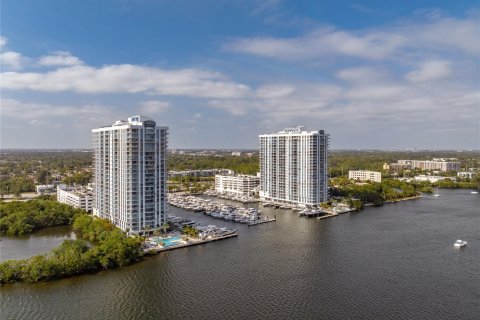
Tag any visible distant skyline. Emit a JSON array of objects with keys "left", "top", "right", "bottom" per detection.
[{"left": 1, "top": 0, "right": 479, "bottom": 150}]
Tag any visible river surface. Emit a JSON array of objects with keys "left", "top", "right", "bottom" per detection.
[
  {"left": 1, "top": 189, "right": 479, "bottom": 319},
  {"left": 0, "top": 226, "right": 77, "bottom": 262}
]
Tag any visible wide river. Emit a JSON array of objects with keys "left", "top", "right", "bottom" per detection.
[{"left": 1, "top": 189, "right": 479, "bottom": 319}]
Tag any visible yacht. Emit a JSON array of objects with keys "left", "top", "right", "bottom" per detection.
[
  {"left": 471, "top": 191, "right": 478, "bottom": 194},
  {"left": 454, "top": 240, "right": 467, "bottom": 248}
]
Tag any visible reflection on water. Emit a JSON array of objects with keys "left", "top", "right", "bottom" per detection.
[
  {"left": 1, "top": 190, "right": 479, "bottom": 319},
  {"left": 0, "top": 226, "right": 76, "bottom": 261}
]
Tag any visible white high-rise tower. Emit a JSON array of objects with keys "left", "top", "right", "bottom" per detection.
[
  {"left": 259, "top": 126, "right": 329, "bottom": 207},
  {"left": 92, "top": 116, "right": 168, "bottom": 234}
]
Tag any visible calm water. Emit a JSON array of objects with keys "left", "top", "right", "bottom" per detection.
[
  {"left": 1, "top": 189, "right": 479, "bottom": 319},
  {"left": 0, "top": 226, "right": 77, "bottom": 262}
]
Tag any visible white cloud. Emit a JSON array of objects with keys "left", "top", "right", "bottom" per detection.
[
  {"left": 0, "top": 36, "right": 7, "bottom": 47},
  {"left": 405, "top": 60, "right": 452, "bottom": 82},
  {"left": 38, "top": 51, "right": 84, "bottom": 66},
  {"left": 139, "top": 100, "right": 170, "bottom": 114},
  {"left": 1, "top": 98, "right": 112, "bottom": 125},
  {"left": 225, "top": 14, "right": 479, "bottom": 61},
  {"left": 251, "top": 0, "right": 281, "bottom": 15},
  {"left": 1, "top": 64, "right": 251, "bottom": 99},
  {"left": 336, "top": 67, "right": 389, "bottom": 83},
  {"left": 256, "top": 84, "right": 295, "bottom": 99},
  {"left": 0, "top": 51, "right": 27, "bottom": 69},
  {"left": 224, "top": 26, "right": 405, "bottom": 60}
]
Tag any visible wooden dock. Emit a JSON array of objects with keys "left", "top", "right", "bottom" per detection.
[{"left": 248, "top": 218, "right": 276, "bottom": 226}]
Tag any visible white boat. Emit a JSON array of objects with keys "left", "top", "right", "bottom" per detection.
[
  {"left": 471, "top": 191, "right": 478, "bottom": 194},
  {"left": 454, "top": 240, "right": 467, "bottom": 248},
  {"left": 433, "top": 187, "right": 440, "bottom": 197}
]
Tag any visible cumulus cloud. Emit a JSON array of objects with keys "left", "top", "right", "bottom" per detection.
[
  {"left": 224, "top": 26, "right": 405, "bottom": 60},
  {"left": 1, "top": 98, "right": 112, "bottom": 122},
  {"left": 405, "top": 60, "right": 452, "bottom": 82},
  {"left": 1, "top": 64, "right": 251, "bottom": 99},
  {"left": 224, "top": 13, "right": 479, "bottom": 61},
  {"left": 0, "top": 51, "right": 27, "bottom": 69},
  {"left": 38, "top": 51, "right": 84, "bottom": 66},
  {"left": 139, "top": 100, "right": 170, "bottom": 114}
]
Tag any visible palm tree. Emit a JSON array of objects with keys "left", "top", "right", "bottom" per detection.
[
  {"left": 144, "top": 226, "right": 152, "bottom": 238},
  {"left": 161, "top": 222, "right": 169, "bottom": 235}
]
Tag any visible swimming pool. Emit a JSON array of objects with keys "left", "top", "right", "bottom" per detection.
[{"left": 152, "top": 236, "right": 182, "bottom": 247}]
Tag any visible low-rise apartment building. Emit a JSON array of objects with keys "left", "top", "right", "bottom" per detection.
[
  {"left": 348, "top": 170, "right": 382, "bottom": 183},
  {"left": 414, "top": 175, "right": 456, "bottom": 183},
  {"left": 57, "top": 184, "right": 94, "bottom": 212},
  {"left": 457, "top": 171, "right": 476, "bottom": 179},
  {"left": 386, "top": 160, "right": 460, "bottom": 172},
  {"left": 36, "top": 184, "right": 56, "bottom": 194},
  {"left": 215, "top": 174, "right": 260, "bottom": 198}
]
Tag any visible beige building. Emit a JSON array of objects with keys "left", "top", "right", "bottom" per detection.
[
  {"left": 215, "top": 174, "right": 260, "bottom": 198},
  {"left": 349, "top": 170, "right": 382, "bottom": 183}
]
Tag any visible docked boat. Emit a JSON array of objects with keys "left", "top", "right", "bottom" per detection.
[{"left": 454, "top": 240, "right": 467, "bottom": 248}]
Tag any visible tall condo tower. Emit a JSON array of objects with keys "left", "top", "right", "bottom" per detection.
[
  {"left": 259, "top": 126, "right": 329, "bottom": 207},
  {"left": 92, "top": 116, "right": 168, "bottom": 234}
]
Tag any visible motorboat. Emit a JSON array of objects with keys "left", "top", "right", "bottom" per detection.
[
  {"left": 454, "top": 240, "right": 467, "bottom": 248},
  {"left": 471, "top": 191, "right": 478, "bottom": 194},
  {"left": 433, "top": 187, "right": 440, "bottom": 197}
]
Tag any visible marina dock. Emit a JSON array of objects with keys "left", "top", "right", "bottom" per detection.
[{"left": 248, "top": 218, "right": 276, "bottom": 226}]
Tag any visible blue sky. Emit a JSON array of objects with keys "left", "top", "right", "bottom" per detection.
[{"left": 1, "top": 0, "right": 479, "bottom": 149}]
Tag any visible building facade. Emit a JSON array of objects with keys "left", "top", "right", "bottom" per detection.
[
  {"left": 35, "top": 184, "right": 56, "bottom": 194},
  {"left": 92, "top": 116, "right": 168, "bottom": 234},
  {"left": 215, "top": 174, "right": 260, "bottom": 198},
  {"left": 391, "top": 160, "right": 460, "bottom": 172},
  {"left": 457, "top": 171, "right": 476, "bottom": 179},
  {"left": 348, "top": 170, "right": 382, "bottom": 183},
  {"left": 168, "top": 169, "right": 233, "bottom": 178},
  {"left": 57, "top": 184, "right": 94, "bottom": 212},
  {"left": 259, "top": 126, "right": 329, "bottom": 207}
]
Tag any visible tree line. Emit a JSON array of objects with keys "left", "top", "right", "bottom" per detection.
[
  {"left": 0, "top": 200, "right": 143, "bottom": 284},
  {"left": 330, "top": 177, "right": 424, "bottom": 206},
  {"left": 0, "top": 199, "right": 84, "bottom": 235}
]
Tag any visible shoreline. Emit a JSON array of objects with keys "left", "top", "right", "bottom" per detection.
[{"left": 383, "top": 195, "right": 423, "bottom": 204}]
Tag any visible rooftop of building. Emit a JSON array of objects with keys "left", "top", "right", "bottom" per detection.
[
  {"left": 57, "top": 184, "right": 93, "bottom": 196},
  {"left": 260, "top": 126, "right": 327, "bottom": 136},
  {"left": 93, "top": 115, "right": 168, "bottom": 130}
]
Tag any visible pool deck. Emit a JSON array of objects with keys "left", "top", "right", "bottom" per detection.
[{"left": 145, "top": 233, "right": 238, "bottom": 253}]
